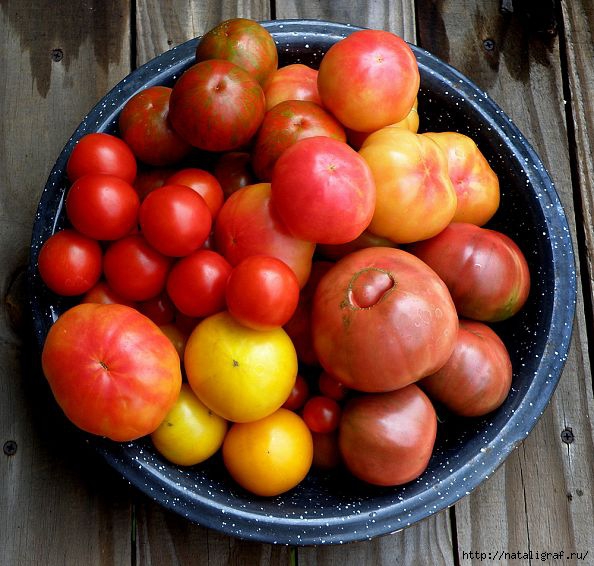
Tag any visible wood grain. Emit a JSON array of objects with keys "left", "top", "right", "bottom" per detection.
[
  {"left": 417, "top": 1, "right": 594, "bottom": 563},
  {"left": 0, "top": 1, "right": 134, "bottom": 564}
]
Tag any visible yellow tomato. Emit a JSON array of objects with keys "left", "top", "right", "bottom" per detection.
[
  {"left": 184, "top": 311, "right": 298, "bottom": 422},
  {"left": 222, "top": 408, "right": 313, "bottom": 496},
  {"left": 359, "top": 127, "right": 457, "bottom": 243},
  {"left": 151, "top": 383, "right": 227, "bottom": 466},
  {"left": 422, "top": 131, "right": 500, "bottom": 226}
]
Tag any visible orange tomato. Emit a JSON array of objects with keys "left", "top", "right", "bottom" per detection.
[
  {"left": 151, "top": 383, "right": 227, "bottom": 466},
  {"left": 422, "top": 131, "right": 500, "bottom": 226},
  {"left": 359, "top": 127, "right": 457, "bottom": 243},
  {"left": 184, "top": 311, "right": 298, "bottom": 422},
  {"left": 222, "top": 408, "right": 313, "bottom": 496}
]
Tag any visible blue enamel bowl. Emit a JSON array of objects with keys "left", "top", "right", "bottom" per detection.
[{"left": 28, "top": 20, "right": 576, "bottom": 545}]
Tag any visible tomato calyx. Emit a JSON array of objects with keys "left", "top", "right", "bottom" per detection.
[{"left": 343, "top": 267, "right": 396, "bottom": 309}]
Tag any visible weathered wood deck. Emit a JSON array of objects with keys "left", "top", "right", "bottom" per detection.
[{"left": 1, "top": 1, "right": 593, "bottom": 564}]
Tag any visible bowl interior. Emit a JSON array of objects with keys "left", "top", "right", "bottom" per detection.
[{"left": 28, "top": 20, "right": 576, "bottom": 545}]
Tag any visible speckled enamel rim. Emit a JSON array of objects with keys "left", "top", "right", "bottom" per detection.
[{"left": 28, "top": 20, "right": 576, "bottom": 545}]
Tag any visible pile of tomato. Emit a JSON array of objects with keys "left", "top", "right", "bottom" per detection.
[{"left": 37, "top": 18, "right": 531, "bottom": 496}]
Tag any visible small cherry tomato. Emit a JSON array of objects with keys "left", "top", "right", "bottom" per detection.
[
  {"left": 282, "top": 374, "right": 310, "bottom": 411},
  {"left": 103, "top": 234, "right": 172, "bottom": 301},
  {"left": 65, "top": 174, "right": 139, "bottom": 240},
  {"left": 139, "top": 184, "right": 212, "bottom": 257},
  {"left": 318, "top": 371, "right": 348, "bottom": 401},
  {"left": 137, "top": 292, "right": 176, "bottom": 325},
  {"left": 151, "top": 383, "right": 228, "bottom": 466},
  {"left": 166, "top": 249, "right": 232, "bottom": 318},
  {"left": 38, "top": 229, "right": 102, "bottom": 296},
  {"left": 226, "top": 255, "right": 300, "bottom": 331},
  {"left": 302, "top": 395, "right": 342, "bottom": 434},
  {"left": 66, "top": 132, "right": 137, "bottom": 183},
  {"left": 167, "top": 168, "right": 225, "bottom": 219}
]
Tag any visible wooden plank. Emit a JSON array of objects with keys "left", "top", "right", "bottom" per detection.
[
  {"left": 136, "top": 0, "right": 273, "bottom": 65},
  {"left": 131, "top": 4, "right": 291, "bottom": 565},
  {"left": 416, "top": 1, "right": 594, "bottom": 563},
  {"left": 275, "top": 0, "right": 417, "bottom": 43},
  {"left": 0, "top": 1, "right": 134, "bottom": 564},
  {"left": 273, "top": 1, "right": 454, "bottom": 563}
]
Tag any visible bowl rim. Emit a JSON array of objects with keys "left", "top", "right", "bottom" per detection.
[{"left": 28, "top": 19, "right": 577, "bottom": 545}]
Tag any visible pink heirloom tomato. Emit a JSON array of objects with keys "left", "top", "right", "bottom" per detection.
[
  {"left": 312, "top": 247, "right": 459, "bottom": 392},
  {"left": 339, "top": 384, "right": 437, "bottom": 486},
  {"left": 270, "top": 136, "right": 376, "bottom": 244},
  {"left": 263, "top": 63, "right": 322, "bottom": 110},
  {"left": 419, "top": 319, "right": 513, "bottom": 417},
  {"left": 409, "top": 222, "right": 531, "bottom": 322}
]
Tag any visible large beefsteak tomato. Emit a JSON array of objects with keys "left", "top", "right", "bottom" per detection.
[
  {"left": 41, "top": 303, "right": 182, "bottom": 441},
  {"left": 312, "top": 247, "right": 458, "bottom": 392}
]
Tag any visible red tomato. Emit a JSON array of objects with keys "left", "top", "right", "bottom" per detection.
[
  {"left": 263, "top": 63, "right": 322, "bottom": 111},
  {"left": 214, "top": 183, "right": 315, "bottom": 288},
  {"left": 166, "top": 168, "right": 224, "bottom": 218},
  {"left": 317, "top": 30, "right": 420, "bottom": 132},
  {"left": 283, "top": 260, "right": 333, "bottom": 366},
  {"left": 339, "top": 385, "right": 437, "bottom": 486},
  {"left": 66, "top": 132, "right": 137, "bottom": 183},
  {"left": 251, "top": 100, "right": 346, "bottom": 181},
  {"left": 166, "top": 249, "right": 232, "bottom": 318},
  {"left": 214, "top": 151, "right": 256, "bottom": 198},
  {"left": 270, "top": 136, "right": 376, "bottom": 244},
  {"left": 103, "top": 234, "right": 172, "bottom": 301},
  {"left": 195, "top": 18, "right": 278, "bottom": 86},
  {"left": 81, "top": 280, "right": 136, "bottom": 308},
  {"left": 133, "top": 167, "right": 175, "bottom": 200},
  {"left": 312, "top": 247, "right": 458, "bottom": 392},
  {"left": 282, "top": 374, "right": 310, "bottom": 411},
  {"left": 118, "top": 86, "right": 191, "bottom": 166},
  {"left": 302, "top": 395, "right": 341, "bottom": 433},
  {"left": 318, "top": 371, "right": 348, "bottom": 401},
  {"left": 226, "top": 255, "right": 300, "bottom": 330},
  {"left": 169, "top": 59, "right": 265, "bottom": 152},
  {"left": 139, "top": 184, "right": 212, "bottom": 257},
  {"left": 311, "top": 431, "right": 341, "bottom": 470},
  {"left": 419, "top": 319, "right": 513, "bottom": 417},
  {"left": 137, "top": 292, "right": 176, "bottom": 325},
  {"left": 41, "top": 303, "right": 182, "bottom": 441},
  {"left": 38, "top": 229, "right": 102, "bottom": 296},
  {"left": 409, "top": 223, "right": 531, "bottom": 322},
  {"left": 65, "top": 174, "right": 139, "bottom": 241}
]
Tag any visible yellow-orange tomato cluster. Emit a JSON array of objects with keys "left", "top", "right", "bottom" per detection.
[{"left": 38, "top": 18, "right": 529, "bottom": 495}]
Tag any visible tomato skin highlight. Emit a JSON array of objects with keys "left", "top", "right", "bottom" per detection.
[{"left": 41, "top": 303, "right": 182, "bottom": 442}]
